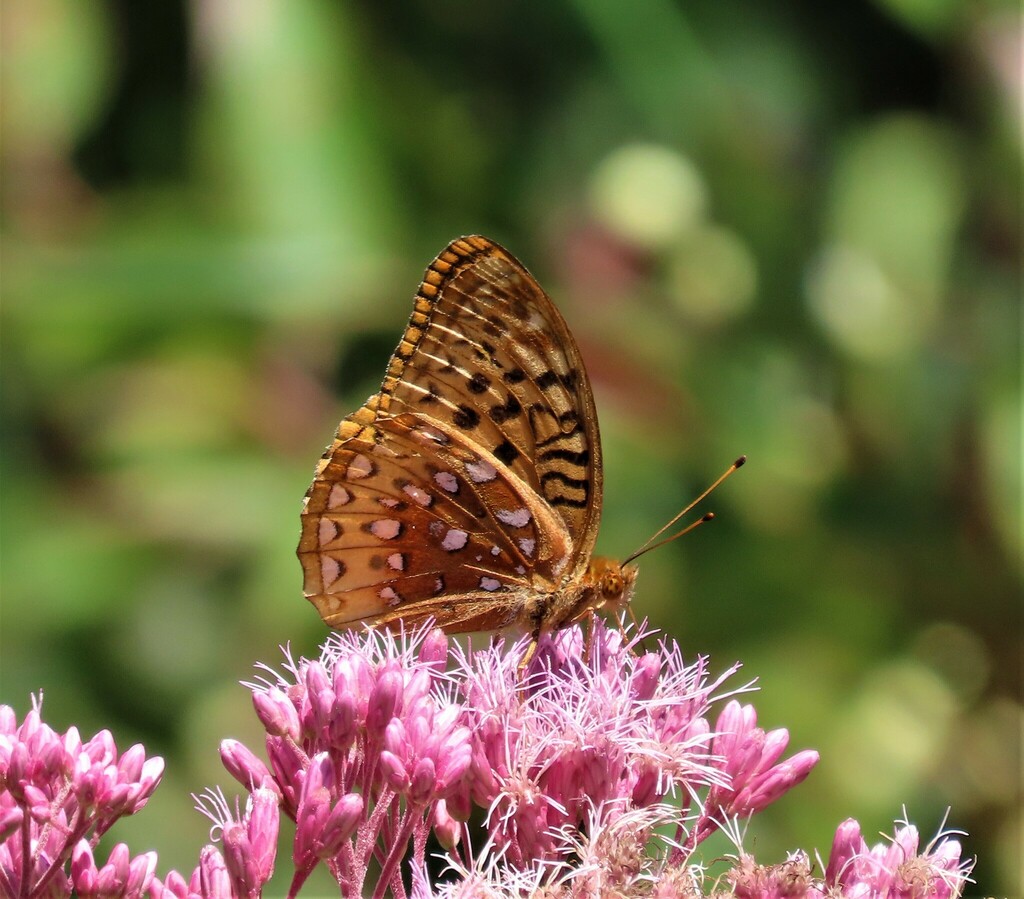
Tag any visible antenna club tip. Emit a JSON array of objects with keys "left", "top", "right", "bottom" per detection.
[
  {"left": 702, "top": 512, "right": 715, "bottom": 522},
  {"left": 735, "top": 455, "right": 747, "bottom": 468}
]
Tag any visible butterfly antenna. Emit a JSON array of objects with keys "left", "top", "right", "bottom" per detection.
[{"left": 622, "top": 455, "right": 746, "bottom": 565}]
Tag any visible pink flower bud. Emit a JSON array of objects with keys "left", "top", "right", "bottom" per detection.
[
  {"left": 436, "top": 744, "right": 472, "bottom": 796},
  {"left": 824, "top": 818, "right": 865, "bottom": 885},
  {"left": 294, "top": 756, "right": 334, "bottom": 868},
  {"left": 6, "top": 742, "right": 29, "bottom": 799},
  {"left": 330, "top": 657, "right": 356, "bottom": 707},
  {"left": 117, "top": 744, "right": 146, "bottom": 781},
  {"left": 383, "top": 718, "right": 408, "bottom": 761},
  {"left": 405, "top": 705, "right": 432, "bottom": 754},
  {"left": 148, "top": 870, "right": 190, "bottom": 899},
  {"left": 84, "top": 730, "right": 117, "bottom": 768},
  {"left": 743, "top": 749, "right": 819, "bottom": 812},
  {"left": 328, "top": 692, "right": 357, "bottom": 750},
  {"left": 71, "top": 840, "right": 98, "bottom": 894},
  {"left": 265, "top": 738, "right": 305, "bottom": 810},
  {"left": 367, "top": 667, "right": 404, "bottom": 737},
  {"left": 18, "top": 708, "right": 42, "bottom": 742},
  {"left": 198, "top": 845, "right": 233, "bottom": 899},
  {"left": 714, "top": 700, "right": 751, "bottom": 753},
  {"left": 469, "top": 745, "right": 500, "bottom": 806},
  {"left": 379, "top": 750, "right": 409, "bottom": 793},
  {"left": 444, "top": 782, "right": 472, "bottom": 822},
  {"left": 418, "top": 628, "right": 449, "bottom": 671},
  {"left": 125, "top": 757, "right": 165, "bottom": 813},
  {"left": 294, "top": 795, "right": 329, "bottom": 870},
  {"left": 62, "top": 726, "right": 83, "bottom": 770},
  {"left": 220, "top": 739, "right": 273, "bottom": 792},
  {"left": 223, "top": 822, "right": 260, "bottom": 899},
  {"left": 23, "top": 783, "right": 51, "bottom": 822},
  {"left": 310, "top": 689, "right": 335, "bottom": 734},
  {"left": 38, "top": 740, "right": 64, "bottom": 782},
  {"left": 304, "top": 663, "right": 334, "bottom": 733},
  {"left": 318, "top": 793, "right": 363, "bottom": 858},
  {"left": 409, "top": 757, "right": 437, "bottom": 804},
  {"left": 758, "top": 728, "right": 791, "bottom": 769},
  {"left": 631, "top": 653, "right": 662, "bottom": 701},
  {"left": 105, "top": 782, "right": 134, "bottom": 816},
  {"left": 765, "top": 753, "right": 819, "bottom": 802},
  {"left": 125, "top": 851, "right": 158, "bottom": 899},
  {"left": 301, "top": 752, "right": 334, "bottom": 799},
  {"left": 252, "top": 688, "right": 300, "bottom": 741},
  {"left": 631, "top": 765, "right": 661, "bottom": 807},
  {"left": 246, "top": 788, "right": 280, "bottom": 883},
  {"left": 303, "top": 661, "right": 331, "bottom": 697},
  {"left": 406, "top": 667, "right": 432, "bottom": 705},
  {"left": 95, "top": 843, "right": 130, "bottom": 895},
  {"left": 432, "top": 799, "right": 461, "bottom": 850}
]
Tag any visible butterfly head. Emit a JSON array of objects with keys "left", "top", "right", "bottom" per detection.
[{"left": 586, "top": 556, "right": 638, "bottom": 615}]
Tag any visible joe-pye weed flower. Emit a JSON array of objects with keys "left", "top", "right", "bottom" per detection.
[{"left": 1, "top": 618, "right": 975, "bottom": 897}]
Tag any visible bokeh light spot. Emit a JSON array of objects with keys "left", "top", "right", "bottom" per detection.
[
  {"left": 668, "top": 225, "right": 757, "bottom": 326},
  {"left": 805, "top": 244, "right": 923, "bottom": 361},
  {"left": 589, "top": 144, "right": 706, "bottom": 249}
]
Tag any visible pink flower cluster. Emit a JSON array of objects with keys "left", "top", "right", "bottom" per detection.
[
  {"left": 219, "top": 626, "right": 470, "bottom": 898},
  {"left": 820, "top": 817, "right": 973, "bottom": 899},
  {"left": 0, "top": 619, "right": 976, "bottom": 897},
  {"left": 0, "top": 699, "right": 163, "bottom": 898},
  {"left": 721, "top": 817, "right": 973, "bottom": 899},
  {"left": 447, "top": 623, "right": 819, "bottom": 874},
  {"left": 211, "top": 621, "right": 822, "bottom": 895},
  {"left": 685, "top": 699, "right": 821, "bottom": 855}
]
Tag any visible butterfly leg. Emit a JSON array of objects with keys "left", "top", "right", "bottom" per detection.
[
  {"left": 517, "top": 631, "right": 541, "bottom": 673},
  {"left": 581, "top": 611, "right": 599, "bottom": 666}
]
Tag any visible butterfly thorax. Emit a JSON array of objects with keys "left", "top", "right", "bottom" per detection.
[{"left": 523, "top": 556, "right": 638, "bottom": 635}]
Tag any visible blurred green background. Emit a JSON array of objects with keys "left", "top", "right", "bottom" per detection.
[{"left": 1, "top": 0, "right": 1019, "bottom": 894}]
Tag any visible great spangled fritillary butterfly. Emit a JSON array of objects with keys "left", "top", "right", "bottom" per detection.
[{"left": 298, "top": 236, "right": 739, "bottom": 641}]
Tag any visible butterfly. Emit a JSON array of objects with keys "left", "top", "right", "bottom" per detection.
[{"left": 298, "top": 235, "right": 739, "bottom": 642}]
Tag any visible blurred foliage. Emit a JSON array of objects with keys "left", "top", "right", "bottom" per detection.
[{"left": 1, "top": 0, "right": 1019, "bottom": 894}]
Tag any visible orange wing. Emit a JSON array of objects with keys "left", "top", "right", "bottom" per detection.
[{"left": 298, "top": 236, "right": 603, "bottom": 632}]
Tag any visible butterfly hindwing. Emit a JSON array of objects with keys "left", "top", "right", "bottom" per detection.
[{"left": 300, "top": 410, "right": 576, "bottom": 629}]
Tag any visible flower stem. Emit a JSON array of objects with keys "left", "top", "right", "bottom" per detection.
[{"left": 371, "top": 810, "right": 419, "bottom": 899}]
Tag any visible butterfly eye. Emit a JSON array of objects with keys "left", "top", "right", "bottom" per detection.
[{"left": 601, "top": 571, "right": 624, "bottom": 600}]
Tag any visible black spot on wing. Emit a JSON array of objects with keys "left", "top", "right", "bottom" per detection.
[
  {"left": 453, "top": 405, "right": 480, "bottom": 429},
  {"left": 467, "top": 372, "right": 490, "bottom": 394},
  {"left": 489, "top": 394, "right": 522, "bottom": 424},
  {"left": 494, "top": 440, "right": 520, "bottom": 465},
  {"left": 419, "top": 382, "right": 440, "bottom": 404}
]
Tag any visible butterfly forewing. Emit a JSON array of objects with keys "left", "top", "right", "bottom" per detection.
[
  {"left": 383, "top": 238, "right": 603, "bottom": 542},
  {"left": 299, "top": 236, "right": 603, "bottom": 633}
]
